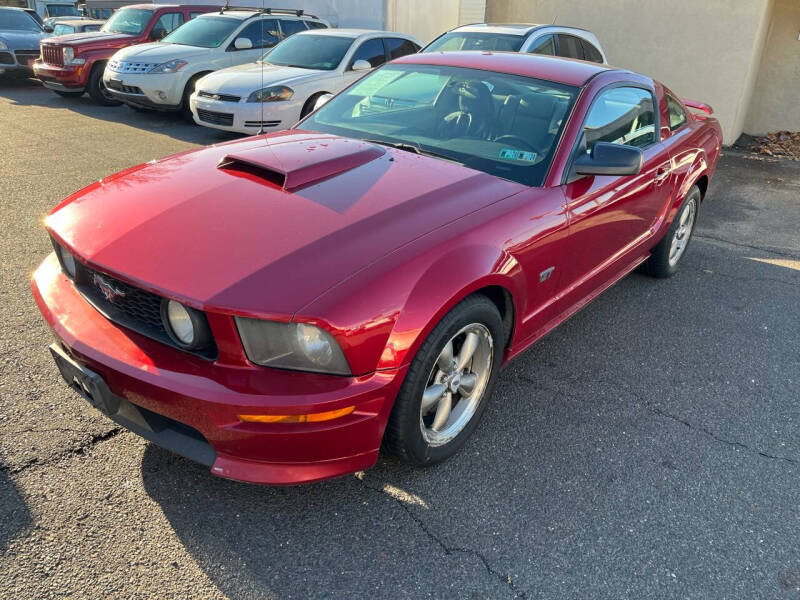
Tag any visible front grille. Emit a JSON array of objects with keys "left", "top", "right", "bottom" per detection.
[
  {"left": 41, "top": 45, "right": 63, "bottom": 66},
  {"left": 244, "top": 120, "right": 281, "bottom": 128},
  {"left": 74, "top": 265, "right": 217, "bottom": 359},
  {"left": 105, "top": 79, "right": 143, "bottom": 95},
  {"left": 0, "top": 52, "right": 12, "bottom": 65},
  {"left": 107, "top": 59, "right": 156, "bottom": 74},
  {"left": 198, "top": 90, "right": 241, "bottom": 103},
  {"left": 197, "top": 108, "right": 234, "bottom": 126}
]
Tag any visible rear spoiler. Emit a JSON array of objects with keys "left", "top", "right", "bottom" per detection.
[{"left": 681, "top": 98, "right": 714, "bottom": 115}]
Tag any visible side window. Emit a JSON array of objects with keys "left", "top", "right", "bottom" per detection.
[
  {"left": 556, "top": 34, "right": 583, "bottom": 59},
  {"left": 279, "top": 18, "right": 306, "bottom": 38},
  {"left": 306, "top": 20, "right": 327, "bottom": 29},
  {"left": 384, "top": 37, "right": 419, "bottom": 60},
  {"left": 580, "top": 39, "right": 603, "bottom": 63},
  {"left": 350, "top": 38, "right": 386, "bottom": 69},
  {"left": 152, "top": 12, "right": 183, "bottom": 37},
  {"left": 583, "top": 87, "right": 656, "bottom": 151},
  {"left": 53, "top": 24, "right": 72, "bottom": 35},
  {"left": 529, "top": 34, "right": 555, "bottom": 56},
  {"left": 666, "top": 94, "right": 687, "bottom": 131},
  {"left": 236, "top": 19, "right": 280, "bottom": 49}
]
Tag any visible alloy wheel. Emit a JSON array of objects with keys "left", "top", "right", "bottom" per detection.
[{"left": 668, "top": 197, "right": 697, "bottom": 266}]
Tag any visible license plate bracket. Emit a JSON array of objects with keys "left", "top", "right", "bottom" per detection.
[{"left": 49, "top": 344, "right": 120, "bottom": 416}]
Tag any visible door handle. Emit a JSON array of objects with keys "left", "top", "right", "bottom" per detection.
[{"left": 654, "top": 165, "right": 671, "bottom": 185}]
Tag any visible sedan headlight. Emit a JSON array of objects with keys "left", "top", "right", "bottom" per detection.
[
  {"left": 0, "top": 41, "right": 8, "bottom": 51},
  {"left": 247, "top": 85, "right": 293, "bottom": 103},
  {"left": 62, "top": 47, "right": 85, "bottom": 65},
  {"left": 148, "top": 59, "right": 187, "bottom": 74},
  {"left": 55, "top": 243, "right": 77, "bottom": 278},
  {"left": 235, "top": 317, "right": 350, "bottom": 375}
]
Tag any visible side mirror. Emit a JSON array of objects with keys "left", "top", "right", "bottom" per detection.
[
  {"left": 351, "top": 59, "right": 371, "bottom": 72},
  {"left": 44, "top": 25, "right": 54, "bottom": 33},
  {"left": 573, "top": 142, "right": 643, "bottom": 177},
  {"left": 313, "top": 93, "right": 333, "bottom": 111},
  {"left": 234, "top": 37, "right": 253, "bottom": 50},
  {"left": 149, "top": 28, "right": 166, "bottom": 41}
]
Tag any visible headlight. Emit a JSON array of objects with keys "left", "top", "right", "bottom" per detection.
[
  {"left": 148, "top": 59, "right": 187, "bottom": 74},
  {"left": 0, "top": 41, "right": 8, "bottom": 51},
  {"left": 62, "top": 47, "right": 85, "bottom": 65},
  {"left": 235, "top": 317, "right": 351, "bottom": 375},
  {"left": 161, "top": 299, "right": 212, "bottom": 350},
  {"left": 55, "top": 244, "right": 77, "bottom": 278},
  {"left": 247, "top": 85, "right": 293, "bottom": 103}
]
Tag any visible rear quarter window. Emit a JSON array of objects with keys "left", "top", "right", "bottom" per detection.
[{"left": 666, "top": 94, "right": 687, "bottom": 131}]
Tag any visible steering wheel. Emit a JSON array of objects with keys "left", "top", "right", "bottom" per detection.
[{"left": 494, "top": 135, "right": 537, "bottom": 152}]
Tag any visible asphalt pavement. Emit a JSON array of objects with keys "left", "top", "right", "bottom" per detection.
[{"left": 1, "top": 77, "right": 799, "bottom": 599}]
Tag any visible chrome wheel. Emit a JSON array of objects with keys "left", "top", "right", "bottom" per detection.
[
  {"left": 668, "top": 197, "right": 697, "bottom": 266},
  {"left": 420, "top": 323, "right": 493, "bottom": 447}
]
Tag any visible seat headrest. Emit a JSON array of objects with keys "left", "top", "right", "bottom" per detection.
[{"left": 517, "top": 93, "right": 557, "bottom": 119}]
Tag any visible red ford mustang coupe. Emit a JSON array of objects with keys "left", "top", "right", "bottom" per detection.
[{"left": 32, "top": 52, "right": 722, "bottom": 484}]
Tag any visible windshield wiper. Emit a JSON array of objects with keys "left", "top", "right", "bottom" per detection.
[{"left": 363, "top": 138, "right": 464, "bottom": 165}]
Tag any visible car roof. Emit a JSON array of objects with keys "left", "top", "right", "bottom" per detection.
[
  {"left": 54, "top": 19, "right": 105, "bottom": 26},
  {"left": 297, "top": 28, "right": 410, "bottom": 39},
  {"left": 197, "top": 9, "right": 322, "bottom": 21},
  {"left": 121, "top": 4, "right": 213, "bottom": 9},
  {"left": 450, "top": 23, "right": 543, "bottom": 35},
  {"left": 393, "top": 51, "right": 614, "bottom": 87}
]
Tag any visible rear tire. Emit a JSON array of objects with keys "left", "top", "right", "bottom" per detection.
[
  {"left": 86, "top": 63, "right": 121, "bottom": 106},
  {"left": 383, "top": 294, "right": 504, "bottom": 466},
  {"left": 54, "top": 90, "right": 84, "bottom": 98},
  {"left": 643, "top": 185, "right": 701, "bottom": 278}
]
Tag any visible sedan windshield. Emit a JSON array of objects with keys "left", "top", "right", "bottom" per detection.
[
  {"left": 424, "top": 32, "right": 525, "bottom": 53},
  {"left": 263, "top": 34, "right": 353, "bottom": 70},
  {"left": 303, "top": 64, "right": 578, "bottom": 187},
  {"left": 0, "top": 9, "right": 42, "bottom": 31},
  {"left": 101, "top": 8, "right": 152, "bottom": 35},
  {"left": 162, "top": 16, "right": 240, "bottom": 48}
]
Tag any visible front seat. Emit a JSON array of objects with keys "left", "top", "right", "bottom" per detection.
[{"left": 437, "top": 81, "right": 494, "bottom": 140}]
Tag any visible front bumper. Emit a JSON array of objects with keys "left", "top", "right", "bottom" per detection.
[
  {"left": 33, "top": 61, "right": 87, "bottom": 91},
  {"left": 32, "top": 253, "right": 406, "bottom": 484},
  {"left": 190, "top": 92, "right": 297, "bottom": 135},
  {"left": 0, "top": 50, "right": 38, "bottom": 75},
  {"left": 102, "top": 70, "right": 184, "bottom": 111}
]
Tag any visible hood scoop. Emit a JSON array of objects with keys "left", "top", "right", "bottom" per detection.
[{"left": 217, "top": 136, "right": 385, "bottom": 191}]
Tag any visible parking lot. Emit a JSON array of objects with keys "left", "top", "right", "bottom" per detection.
[{"left": 1, "top": 77, "right": 799, "bottom": 599}]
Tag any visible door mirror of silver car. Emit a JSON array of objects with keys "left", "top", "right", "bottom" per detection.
[
  {"left": 149, "top": 27, "right": 167, "bottom": 40},
  {"left": 573, "top": 142, "right": 643, "bottom": 177},
  {"left": 351, "top": 59, "right": 372, "bottom": 72},
  {"left": 234, "top": 37, "right": 253, "bottom": 50},
  {"left": 313, "top": 93, "right": 333, "bottom": 112},
  {"left": 43, "top": 24, "right": 54, "bottom": 32}
]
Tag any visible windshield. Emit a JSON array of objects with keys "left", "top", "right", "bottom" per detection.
[
  {"left": 162, "top": 15, "right": 240, "bottom": 48},
  {"left": 263, "top": 34, "right": 352, "bottom": 70},
  {"left": 302, "top": 64, "right": 577, "bottom": 187},
  {"left": 101, "top": 8, "right": 152, "bottom": 35},
  {"left": 0, "top": 9, "right": 42, "bottom": 32},
  {"left": 424, "top": 32, "right": 525, "bottom": 53},
  {"left": 52, "top": 23, "right": 74, "bottom": 35},
  {"left": 47, "top": 5, "right": 80, "bottom": 17}
]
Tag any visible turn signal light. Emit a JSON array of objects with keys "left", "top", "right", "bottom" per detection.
[{"left": 238, "top": 406, "right": 355, "bottom": 424}]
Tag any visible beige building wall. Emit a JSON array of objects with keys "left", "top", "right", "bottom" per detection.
[
  {"left": 386, "top": 0, "right": 487, "bottom": 44},
  {"left": 485, "top": 0, "right": 776, "bottom": 143},
  {"left": 745, "top": 0, "right": 800, "bottom": 135}
]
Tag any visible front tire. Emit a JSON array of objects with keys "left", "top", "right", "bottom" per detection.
[
  {"left": 86, "top": 63, "right": 121, "bottom": 106},
  {"left": 643, "top": 185, "right": 701, "bottom": 278},
  {"left": 383, "top": 294, "right": 504, "bottom": 465}
]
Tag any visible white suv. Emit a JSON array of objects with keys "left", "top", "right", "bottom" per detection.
[
  {"left": 189, "top": 29, "right": 421, "bottom": 135},
  {"left": 103, "top": 8, "right": 328, "bottom": 113},
  {"left": 423, "top": 23, "right": 607, "bottom": 64}
]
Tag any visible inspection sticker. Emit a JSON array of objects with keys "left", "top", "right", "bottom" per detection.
[{"left": 499, "top": 148, "right": 536, "bottom": 162}]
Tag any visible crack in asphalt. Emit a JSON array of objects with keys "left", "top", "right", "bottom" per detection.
[
  {"left": 646, "top": 406, "right": 797, "bottom": 465},
  {"left": 687, "top": 265, "right": 800, "bottom": 288},
  {"left": 0, "top": 427, "right": 123, "bottom": 475},
  {"left": 359, "top": 475, "right": 527, "bottom": 599},
  {"left": 693, "top": 234, "right": 800, "bottom": 259}
]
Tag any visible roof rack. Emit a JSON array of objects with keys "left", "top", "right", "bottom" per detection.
[{"left": 218, "top": 3, "right": 317, "bottom": 18}]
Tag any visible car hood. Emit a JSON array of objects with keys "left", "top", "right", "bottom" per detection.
[
  {"left": 43, "top": 30, "right": 135, "bottom": 47},
  {"left": 114, "top": 41, "right": 210, "bottom": 62},
  {"left": 197, "top": 63, "right": 327, "bottom": 95},
  {"left": 46, "top": 131, "right": 525, "bottom": 317},
  {"left": 0, "top": 30, "right": 46, "bottom": 49}
]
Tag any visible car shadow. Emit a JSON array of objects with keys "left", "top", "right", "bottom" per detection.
[
  {"left": 0, "top": 76, "right": 242, "bottom": 146},
  {"left": 0, "top": 464, "right": 33, "bottom": 553},
  {"left": 140, "top": 246, "right": 800, "bottom": 598}
]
